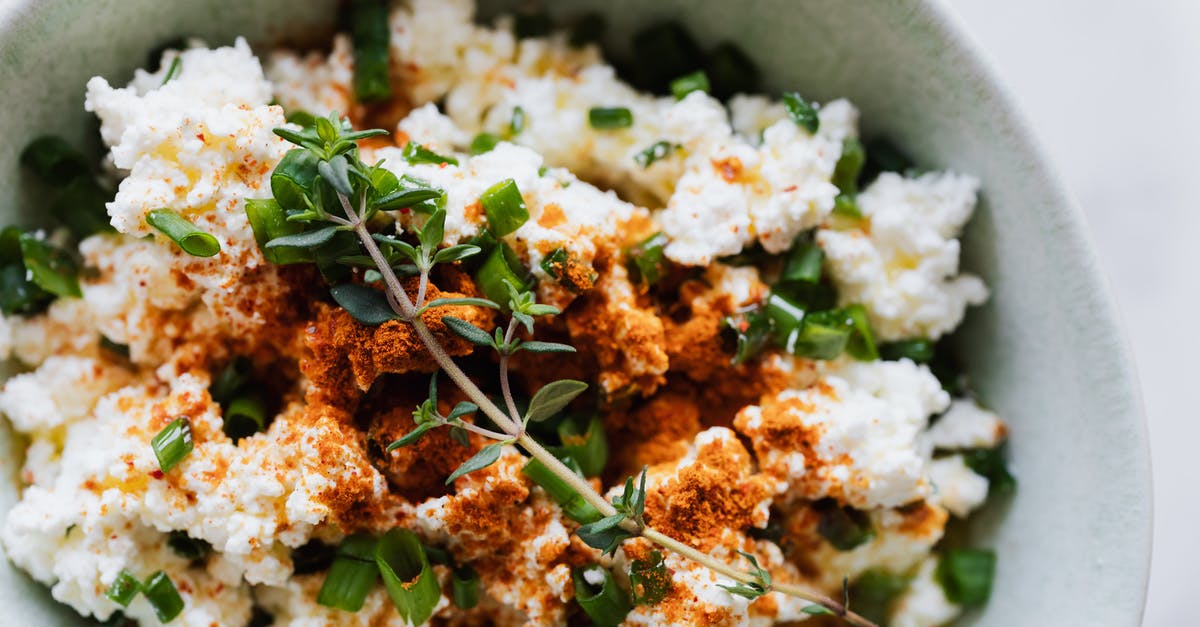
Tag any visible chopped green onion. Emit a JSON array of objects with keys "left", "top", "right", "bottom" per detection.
[
  {"left": 764, "top": 292, "right": 806, "bottom": 351},
  {"left": 568, "top": 13, "right": 606, "bottom": 47},
  {"left": 669, "top": 70, "right": 710, "bottom": 100},
  {"left": 814, "top": 498, "right": 875, "bottom": 551},
  {"left": 725, "top": 307, "right": 773, "bottom": 366},
  {"left": 51, "top": 176, "right": 113, "bottom": 239},
  {"left": 588, "top": 107, "right": 634, "bottom": 130},
  {"left": 167, "top": 530, "right": 211, "bottom": 562},
  {"left": 292, "top": 540, "right": 338, "bottom": 575},
  {"left": 843, "top": 304, "right": 879, "bottom": 360},
  {"left": 631, "top": 22, "right": 701, "bottom": 92},
  {"left": 473, "top": 242, "right": 530, "bottom": 311},
  {"left": 160, "top": 56, "right": 182, "bottom": 85},
  {"left": 626, "top": 232, "right": 669, "bottom": 285},
  {"left": 513, "top": 9, "right": 552, "bottom": 39},
  {"left": 245, "top": 198, "right": 312, "bottom": 265},
  {"left": 20, "top": 136, "right": 90, "bottom": 183},
  {"left": 573, "top": 566, "right": 632, "bottom": 627},
  {"left": 223, "top": 394, "right": 267, "bottom": 441},
  {"left": 375, "top": 529, "right": 440, "bottom": 626},
  {"left": 633, "top": 141, "right": 680, "bottom": 169},
  {"left": 860, "top": 138, "right": 915, "bottom": 186},
  {"left": 556, "top": 414, "right": 608, "bottom": 477},
  {"left": 105, "top": 570, "right": 142, "bottom": 607},
  {"left": 317, "top": 534, "right": 379, "bottom": 612},
  {"left": 470, "top": 133, "right": 501, "bottom": 155},
  {"left": 402, "top": 141, "right": 459, "bottom": 167},
  {"left": 833, "top": 138, "right": 866, "bottom": 195},
  {"left": 142, "top": 571, "right": 185, "bottom": 622},
  {"left": 480, "top": 179, "right": 529, "bottom": 237},
  {"left": 849, "top": 570, "right": 912, "bottom": 625},
  {"left": 779, "top": 239, "right": 824, "bottom": 285},
  {"left": 100, "top": 336, "right": 131, "bottom": 359},
  {"left": 704, "top": 43, "right": 760, "bottom": 99},
  {"left": 791, "top": 305, "right": 876, "bottom": 361},
  {"left": 145, "top": 209, "right": 221, "bottom": 257},
  {"left": 209, "top": 357, "right": 252, "bottom": 406},
  {"left": 151, "top": 417, "right": 193, "bottom": 473},
  {"left": 509, "top": 106, "right": 526, "bottom": 137},
  {"left": 936, "top": 549, "right": 996, "bottom": 607},
  {"left": 349, "top": 0, "right": 392, "bottom": 103},
  {"left": 783, "top": 92, "right": 820, "bottom": 134},
  {"left": 270, "top": 149, "right": 321, "bottom": 214},
  {"left": 962, "top": 445, "right": 1017, "bottom": 495},
  {"left": 629, "top": 550, "right": 671, "bottom": 605},
  {"left": 451, "top": 564, "right": 480, "bottom": 609},
  {"left": 879, "top": 339, "right": 935, "bottom": 363},
  {"left": 523, "top": 457, "right": 603, "bottom": 524},
  {"left": 832, "top": 194, "right": 863, "bottom": 219},
  {"left": 17, "top": 232, "right": 81, "bottom": 297}
]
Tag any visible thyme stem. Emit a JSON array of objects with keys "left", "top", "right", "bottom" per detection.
[
  {"left": 340, "top": 190, "right": 875, "bottom": 626},
  {"left": 499, "top": 318, "right": 522, "bottom": 425}
]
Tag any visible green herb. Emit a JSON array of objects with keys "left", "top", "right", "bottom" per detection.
[
  {"left": 331, "top": 283, "right": 400, "bottom": 326},
  {"left": 375, "top": 529, "right": 440, "bottom": 626},
  {"left": 588, "top": 107, "right": 634, "bottom": 130},
  {"left": 0, "top": 260, "right": 53, "bottom": 316},
  {"left": 814, "top": 498, "right": 875, "bottom": 551},
  {"left": 782, "top": 92, "right": 820, "bottom": 134},
  {"left": 803, "top": 604, "right": 836, "bottom": 616},
  {"left": 446, "top": 442, "right": 506, "bottom": 484},
  {"left": 962, "top": 445, "right": 1017, "bottom": 495},
  {"left": 513, "top": 9, "right": 552, "bottom": 39},
  {"left": 387, "top": 374, "right": 480, "bottom": 451},
  {"left": 167, "top": 530, "right": 211, "bottom": 562},
  {"left": 705, "top": 42, "right": 760, "bottom": 99},
  {"left": 160, "top": 56, "right": 182, "bottom": 85},
  {"left": 51, "top": 176, "right": 113, "bottom": 239},
  {"left": 553, "top": 414, "right": 608, "bottom": 477},
  {"left": 480, "top": 178, "right": 530, "bottom": 237},
  {"left": 724, "top": 307, "right": 773, "bottom": 365},
  {"left": 626, "top": 232, "right": 669, "bottom": 285},
  {"left": 469, "top": 133, "right": 500, "bottom": 155},
  {"left": 349, "top": 0, "right": 392, "bottom": 102},
  {"left": 402, "top": 141, "right": 459, "bottom": 166},
  {"left": 210, "top": 357, "right": 251, "bottom": 406},
  {"left": 634, "top": 141, "right": 681, "bottom": 169},
  {"left": 573, "top": 567, "right": 633, "bottom": 627},
  {"left": 245, "top": 198, "right": 311, "bottom": 265},
  {"left": 223, "top": 394, "right": 267, "bottom": 441},
  {"left": 629, "top": 550, "right": 671, "bottom": 605},
  {"left": 317, "top": 534, "right": 378, "bottom": 612},
  {"left": 576, "top": 468, "right": 647, "bottom": 555},
  {"left": 509, "top": 106, "right": 526, "bottom": 136},
  {"left": 719, "top": 551, "right": 772, "bottom": 599},
  {"left": 879, "top": 339, "right": 935, "bottom": 363},
  {"left": 105, "top": 570, "right": 142, "bottom": 607},
  {"left": 522, "top": 457, "right": 603, "bottom": 524},
  {"left": 848, "top": 570, "right": 911, "bottom": 624},
  {"left": 151, "top": 417, "right": 193, "bottom": 473},
  {"left": 20, "top": 136, "right": 90, "bottom": 183},
  {"left": 145, "top": 209, "right": 221, "bottom": 257},
  {"left": 936, "top": 549, "right": 995, "bottom": 607},
  {"left": 142, "top": 571, "right": 185, "bottom": 622},
  {"left": 525, "top": 379, "right": 589, "bottom": 423},
  {"left": 451, "top": 564, "right": 480, "bottom": 609},
  {"left": 670, "top": 70, "right": 710, "bottom": 100},
  {"left": 17, "top": 231, "right": 82, "bottom": 297},
  {"left": 568, "top": 13, "right": 606, "bottom": 47}
]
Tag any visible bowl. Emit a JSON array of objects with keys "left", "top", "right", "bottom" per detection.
[{"left": 0, "top": 0, "right": 1152, "bottom": 624}]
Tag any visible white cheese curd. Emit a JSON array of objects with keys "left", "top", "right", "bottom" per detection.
[
  {"left": 396, "top": 102, "right": 471, "bottom": 154},
  {"left": 736, "top": 359, "right": 951, "bottom": 509},
  {"left": 925, "top": 398, "right": 1008, "bottom": 450},
  {"left": 890, "top": 557, "right": 963, "bottom": 627},
  {"left": 266, "top": 34, "right": 354, "bottom": 118},
  {"left": 817, "top": 171, "right": 989, "bottom": 341},
  {"left": 928, "top": 455, "right": 990, "bottom": 518},
  {"left": 0, "top": 354, "right": 133, "bottom": 433},
  {"left": 5, "top": 297, "right": 97, "bottom": 366}
]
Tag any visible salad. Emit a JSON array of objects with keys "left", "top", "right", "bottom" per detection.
[{"left": 0, "top": 1, "right": 1013, "bottom": 625}]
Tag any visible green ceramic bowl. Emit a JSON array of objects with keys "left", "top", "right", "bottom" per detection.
[{"left": 0, "top": 0, "right": 1151, "bottom": 625}]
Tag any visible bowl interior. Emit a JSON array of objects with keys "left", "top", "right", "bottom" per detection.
[{"left": 0, "top": 0, "right": 1151, "bottom": 624}]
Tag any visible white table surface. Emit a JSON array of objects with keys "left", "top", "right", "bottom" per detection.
[{"left": 948, "top": 1, "right": 1198, "bottom": 624}]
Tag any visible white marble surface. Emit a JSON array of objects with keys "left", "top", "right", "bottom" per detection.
[{"left": 948, "top": 1, "right": 1198, "bottom": 624}]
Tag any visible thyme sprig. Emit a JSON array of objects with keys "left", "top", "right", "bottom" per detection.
[{"left": 254, "top": 112, "right": 876, "bottom": 627}]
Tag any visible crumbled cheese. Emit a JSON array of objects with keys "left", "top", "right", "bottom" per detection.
[
  {"left": 817, "top": 171, "right": 988, "bottom": 341},
  {"left": 0, "top": 355, "right": 132, "bottom": 432},
  {"left": 266, "top": 34, "right": 354, "bottom": 118},
  {"left": 736, "top": 359, "right": 950, "bottom": 509},
  {"left": 397, "top": 102, "right": 470, "bottom": 153},
  {"left": 890, "top": 557, "right": 962, "bottom": 627},
  {"left": 927, "top": 455, "right": 989, "bottom": 518},
  {"left": 925, "top": 398, "right": 1007, "bottom": 450},
  {"left": 6, "top": 297, "right": 97, "bottom": 366}
]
